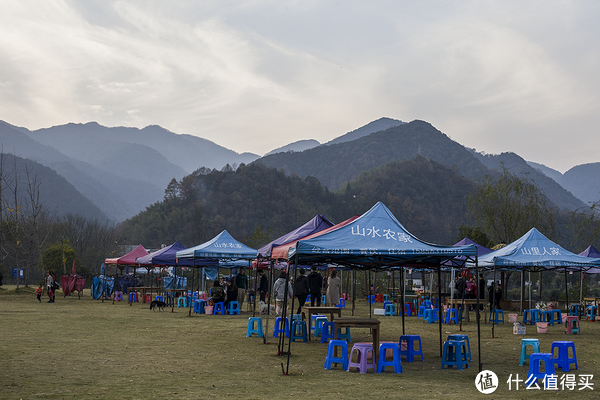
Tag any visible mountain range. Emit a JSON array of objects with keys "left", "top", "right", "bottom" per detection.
[{"left": 1, "top": 117, "right": 598, "bottom": 223}]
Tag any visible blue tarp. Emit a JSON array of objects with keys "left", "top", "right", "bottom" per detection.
[
  {"left": 257, "top": 214, "right": 333, "bottom": 258},
  {"left": 163, "top": 275, "right": 187, "bottom": 290},
  {"left": 479, "top": 228, "right": 600, "bottom": 270},
  {"left": 289, "top": 202, "right": 477, "bottom": 268},
  {"left": 176, "top": 230, "right": 257, "bottom": 260},
  {"left": 92, "top": 275, "right": 114, "bottom": 299}
]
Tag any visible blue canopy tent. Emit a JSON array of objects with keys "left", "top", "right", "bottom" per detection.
[
  {"left": 176, "top": 230, "right": 257, "bottom": 316},
  {"left": 283, "top": 202, "right": 479, "bottom": 373}
]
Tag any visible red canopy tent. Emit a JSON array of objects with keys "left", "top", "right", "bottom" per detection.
[
  {"left": 105, "top": 244, "right": 149, "bottom": 266},
  {"left": 60, "top": 260, "right": 86, "bottom": 298}
]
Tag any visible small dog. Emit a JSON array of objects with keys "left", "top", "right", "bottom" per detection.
[
  {"left": 258, "top": 301, "right": 270, "bottom": 315},
  {"left": 150, "top": 300, "right": 166, "bottom": 311}
]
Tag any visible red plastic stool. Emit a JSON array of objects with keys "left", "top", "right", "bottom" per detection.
[{"left": 145, "top": 293, "right": 151, "bottom": 303}]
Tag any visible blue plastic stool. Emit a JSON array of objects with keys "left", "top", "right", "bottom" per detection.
[
  {"left": 383, "top": 294, "right": 390, "bottom": 302},
  {"left": 324, "top": 340, "right": 349, "bottom": 370},
  {"left": 423, "top": 308, "right": 439, "bottom": 324},
  {"left": 585, "top": 306, "right": 597, "bottom": 321},
  {"left": 193, "top": 299, "right": 206, "bottom": 314},
  {"left": 519, "top": 338, "right": 540, "bottom": 366},
  {"left": 384, "top": 303, "right": 396, "bottom": 316},
  {"left": 314, "top": 316, "right": 328, "bottom": 337},
  {"left": 337, "top": 298, "right": 346, "bottom": 309},
  {"left": 489, "top": 309, "right": 504, "bottom": 325},
  {"left": 310, "top": 314, "right": 323, "bottom": 331},
  {"left": 320, "top": 322, "right": 335, "bottom": 343},
  {"left": 441, "top": 340, "right": 469, "bottom": 370},
  {"left": 177, "top": 297, "right": 187, "bottom": 308},
  {"left": 291, "top": 321, "right": 308, "bottom": 343},
  {"left": 523, "top": 309, "right": 533, "bottom": 324},
  {"left": 306, "top": 294, "right": 311, "bottom": 304},
  {"left": 213, "top": 302, "right": 225, "bottom": 315},
  {"left": 404, "top": 303, "right": 412, "bottom": 316},
  {"left": 321, "top": 294, "right": 326, "bottom": 304},
  {"left": 526, "top": 353, "right": 555, "bottom": 387},
  {"left": 569, "top": 304, "right": 580, "bottom": 316},
  {"left": 447, "top": 334, "right": 471, "bottom": 362},
  {"left": 336, "top": 327, "right": 352, "bottom": 342},
  {"left": 551, "top": 341, "right": 578, "bottom": 372},
  {"left": 367, "top": 295, "right": 376, "bottom": 304},
  {"left": 227, "top": 301, "right": 240, "bottom": 315},
  {"left": 114, "top": 292, "right": 123, "bottom": 301},
  {"left": 377, "top": 342, "right": 402, "bottom": 373},
  {"left": 383, "top": 301, "right": 393, "bottom": 308},
  {"left": 273, "top": 317, "right": 290, "bottom": 338},
  {"left": 417, "top": 306, "right": 426, "bottom": 320},
  {"left": 399, "top": 335, "right": 424, "bottom": 362},
  {"left": 154, "top": 295, "right": 163, "bottom": 302},
  {"left": 445, "top": 308, "right": 459, "bottom": 325},
  {"left": 129, "top": 292, "right": 138, "bottom": 303},
  {"left": 348, "top": 343, "right": 375, "bottom": 373},
  {"left": 246, "top": 317, "right": 264, "bottom": 337}
]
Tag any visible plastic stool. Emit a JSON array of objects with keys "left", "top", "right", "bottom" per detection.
[
  {"left": 526, "top": 353, "right": 555, "bottom": 387},
  {"left": 585, "top": 306, "right": 597, "bottom": 321},
  {"left": 375, "top": 294, "right": 383, "bottom": 303},
  {"left": 417, "top": 305, "right": 426, "bottom": 320},
  {"left": 399, "top": 335, "right": 424, "bottom": 362},
  {"left": 367, "top": 295, "right": 376, "bottom": 304},
  {"left": 320, "top": 322, "right": 335, "bottom": 343},
  {"left": 145, "top": 293, "right": 151, "bottom": 303},
  {"left": 305, "top": 294, "right": 310, "bottom": 304},
  {"left": 273, "top": 317, "right": 290, "bottom": 338},
  {"left": 542, "top": 310, "right": 562, "bottom": 326},
  {"left": 441, "top": 340, "right": 469, "bottom": 370},
  {"left": 377, "top": 342, "right": 402, "bottom": 373},
  {"left": 321, "top": 294, "right": 326, "bottom": 304},
  {"left": 291, "top": 321, "right": 308, "bottom": 343},
  {"left": 336, "top": 327, "right": 352, "bottom": 342},
  {"left": 154, "top": 295, "right": 163, "bottom": 302},
  {"left": 404, "top": 303, "right": 412, "bottom": 316},
  {"left": 569, "top": 304, "right": 580, "bottom": 316},
  {"left": 519, "top": 338, "right": 540, "bottom": 366},
  {"left": 489, "top": 309, "right": 504, "bottom": 325},
  {"left": 246, "top": 317, "right": 264, "bottom": 337},
  {"left": 447, "top": 334, "right": 471, "bottom": 362},
  {"left": 383, "top": 294, "right": 390, "bottom": 302},
  {"left": 384, "top": 303, "right": 396, "bottom": 316},
  {"left": 194, "top": 299, "right": 206, "bottom": 314},
  {"left": 551, "top": 341, "right": 578, "bottom": 372},
  {"left": 227, "top": 301, "right": 240, "bottom": 315},
  {"left": 423, "top": 308, "right": 439, "bottom": 324},
  {"left": 445, "top": 308, "right": 459, "bottom": 325},
  {"left": 337, "top": 298, "right": 346, "bottom": 309},
  {"left": 348, "top": 343, "right": 375, "bottom": 373},
  {"left": 177, "top": 297, "right": 187, "bottom": 308},
  {"left": 129, "top": 292, "right": 138, "bottom": 303},
  {"left": 324, "top": 340, "right": 349, "bottom": 370},
  {"left": 310, "top": 314, "right": 323, "bottom": 331},
  {"left": 314, "top": 316, "right": 328, "bottom": 337},
  {"left": 213, "top": 302, "right": 225, "bottom": 315},
  {"left": 114, "top": 291, "right": 123, "bottom": 301},
  {"left": 564, "top": 316, "right": 581, "bottom": 335}
]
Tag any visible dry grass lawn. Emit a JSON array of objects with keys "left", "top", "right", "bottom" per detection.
[{"left": 1, "top": 285, "right": 599, "bottom": 399}]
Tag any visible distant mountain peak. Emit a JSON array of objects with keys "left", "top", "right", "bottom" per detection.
[
  {"left": 265, "top": 139, "right": 321, "bottom": 156},
  {"left": 326, "top": 117, "right": 405, "bottom": 146}
]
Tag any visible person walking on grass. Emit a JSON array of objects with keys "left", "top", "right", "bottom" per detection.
[
  {"left": 35, "top": 284, "right": 43, "bottom": 303},
  {"left": 258, "top": 269, "right": 268, "bottom": 303},
  {"left": 235, "top": 267, "right": 248, "bottom": 312},
  {"left": 45, "top": 270, "right": 57, "bottom": 303},
  {"left": 326, "top": 270, "right": 341, "bottom": 307},
  {"left": 307, "top": 266, "right": 323, "bottom": 307},
  {"left": 273, "top": 271, "right": 293, "bottom": 316},
  {"left": 293, "top": 269, "right": 309, "bottom": 314}
]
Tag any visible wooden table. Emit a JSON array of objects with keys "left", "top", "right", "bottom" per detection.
[
  {"left": 301, "top": 306, "right": 343, "bottom": 341},
  {"left": 333, "top": 317, "right": 381, "bottom": 360}
]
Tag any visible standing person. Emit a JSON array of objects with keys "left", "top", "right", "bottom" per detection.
[
  {"left": 35, "top": 284, "right": 43, "bottom": 303},
  {"left": 326, "top": 270, "right": 341, "bottom": 307},
  {"left": 45, "top": 270, "right": 56, "bottom": 303},
  {"left": 293, "top": 269, "right": 309, "bottom": 314},
  {"left": 494, "top": 283, "right": 503, "bottom": 310},
  {"left": 273, "top": 271, "right": 293, "bottom": 316},
  {"left": 307, "top": 266, "right": 323, "bottom": 306},
  {"left": 235, "top": 267, "right": 248, "bottom": 312},
  {"left": 258, "top": 269, "right": 269, "bottom": 303},
  {"left": 224, "top": 278, "right": 238, "bottom": 310},
  {"left": 455, "top": 276, "right": 465, "bottom": 299},
  {"left": 211, "top": 280, "right": 225, "bottom": 305},
  {"left": 479, "top": 274, "right": 486, "bottom": 299}
]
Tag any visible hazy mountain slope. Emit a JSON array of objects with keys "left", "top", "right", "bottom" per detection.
[
  {"left": 326, "top": 117, "right": 405, "bottom": 145},
  {"left": 560, "top": 163, "right": 600, "bottom": 205},
  {"left": 472, "top": 152, "right": 585, "bottom": 211},
  {"left": 527, "top": 161, "right": 564, "bottom": 184},
  {"left": 255, "top": 120, "right": 488, "bottom": 191},
  {"left": 265, "top": 139, "right": 321, "bottom": 156},
  {"left": 2, "top": 154, "right": 108, "bottom": 221}
]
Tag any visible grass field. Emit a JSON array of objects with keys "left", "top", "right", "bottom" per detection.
[{"left": 1, "top": 285, "right": 598, "bottom": 399}]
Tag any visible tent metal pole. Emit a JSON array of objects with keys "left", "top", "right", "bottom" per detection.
[
  {"left": 528, "top": 271, "right": 532, "bottom": 311},
  {"left": 519, "top": 270, "right": 523, "bottom": 315},
  {"left": 352, "top": 269, "right": 356, "bottom": 316},
  {"left": 264, "top": 259, "right": 274, "bottom": 345},
  {"left": 252, "top": 260, "right": 257, "bottom": 318},
  {"left": 492, "top": 266, "right": 496, "bottom": 338},
  {"left": 564, "top": 267, "right": 569, "bottom": 311},
  {"left": 400, "top": 267, "right": 405, "bottom": 335},
  {"left": 437, "top": 267, "right": 443, "bottom": 358},
  {"left": 171, "top": 265, "right": 177, "bottom": 312},
  {"left": 188, "top": 264, "right": 194, "bottom": 317},
  {"left": 579, "top": 269, "right": 584, "bottom": 320},
  {"left": 278, "top": 263, "right": 290, "bottom": 356},
  {"left": 369, "top": 270, "right": 372, "bottom": 318},
  {"left": 285, "top": 260, "right": 298, "bottom": 375},
  {"left": 475, "top": 258, "right": 482, "bottom": 372}
]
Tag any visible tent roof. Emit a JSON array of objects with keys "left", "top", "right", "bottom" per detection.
[
  {"left": 271, "top": 215, "right": 360, "bottom": 260},
  {"left": 579, "top": 245, "right": 600, "bottom": 274},
  {"left": 176, "top": 230, "right": 257, "bottom": 260},
  {"left": 104, "top": 244, "right": 149, "bottom": 265},
  {"left": 454, "top": 237, "right": 493, "bottom": 256},
  {"left": 257, "top": 214, "right": 334, "bottom": 258},
  {"left": 135, "top": 240, "right": 212, "bottom": 267},
  {"left": 289, "top": 202, "right": 477, "bottom": 268},
  {"left": 478, "top": 228, "right": 600, "bottom": 270}
]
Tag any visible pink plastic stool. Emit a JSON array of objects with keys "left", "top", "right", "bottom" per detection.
[{"left": 347, "top": 343, "right": 375, "bottom": 373}]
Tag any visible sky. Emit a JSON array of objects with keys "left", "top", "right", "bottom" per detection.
[{"left": 1, "top": 0, "right": 599, "bottom": 173}]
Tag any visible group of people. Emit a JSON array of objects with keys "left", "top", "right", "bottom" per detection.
[
  {"left": 451, "top": 273, "right": 503, "bottom": 309},
  {"left": 210, "top": 267, "right": 249, "bottom": 311}
]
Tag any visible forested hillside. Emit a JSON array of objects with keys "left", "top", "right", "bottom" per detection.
[{"left": 119, "top": 157, "right": 481, "bottom": 248}]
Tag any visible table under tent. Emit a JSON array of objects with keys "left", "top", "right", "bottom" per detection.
[
  {"left": 280, "top": 201, "right": 478, "bottom": 374},
  {"left": 478, "top": 228, "right": 600, "bottom": 334},
  {"left": 61, "top": 260, "right": 86, "bottom": 299},
  {"left": 176, "top": 230, "right": 257, "bottom": 315},
  {"left": 102, "top": 244, "right": 149, "bottom": 303}
]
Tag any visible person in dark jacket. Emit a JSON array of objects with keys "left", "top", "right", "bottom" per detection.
[
  {"left": 479, "top": 274, "right": 486, "bottom": 299},
  {"left": 307, "top": 266, "right": 323, "bottom": 306},
  {"left": 211, "top": 280, "right": 225, "bottom": 304},
  {"left": 293, "top": 269, "right": 310, "bottom": 314},
  {"left": 258, "top": 269, "right": 269, "bottom": 302},
  {"left": 224, "top": 278, "right": 238, "bottom": 309}
]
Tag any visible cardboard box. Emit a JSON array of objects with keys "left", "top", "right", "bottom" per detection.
[
  {"left": 374, "top": 308, "right": 385, "bottom": 315},
  {"left": 513, "top": 322, "right": 526, "bottom": 335}
]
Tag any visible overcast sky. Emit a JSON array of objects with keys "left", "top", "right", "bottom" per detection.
[{"left": 2, "top": 1, "right": 599, "bottom": 173}]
